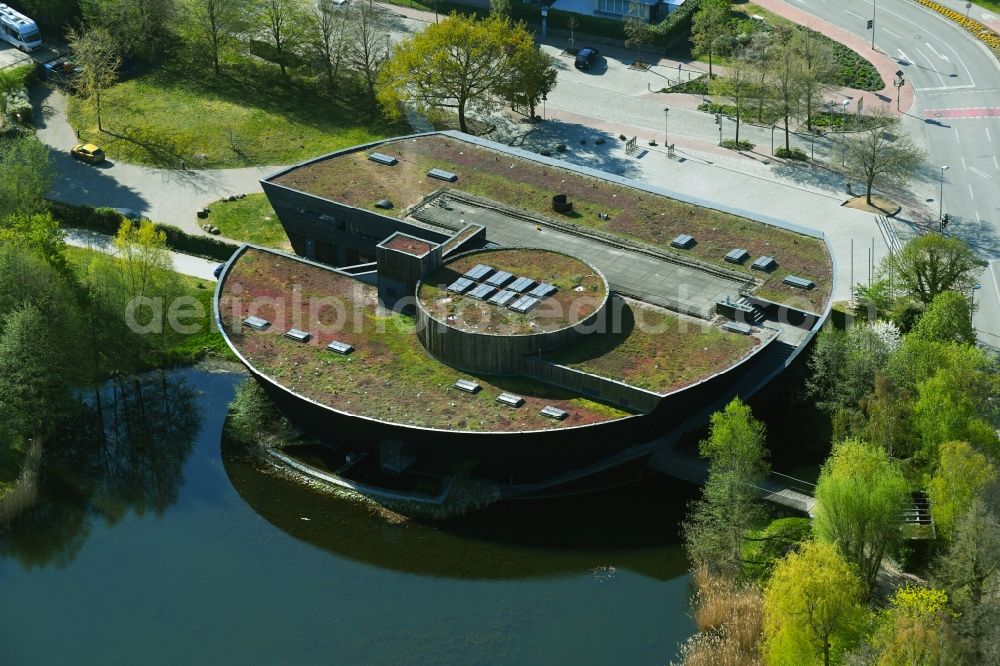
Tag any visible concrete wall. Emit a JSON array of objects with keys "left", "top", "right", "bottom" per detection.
[{"left": 524, "top": 357, "right": 663, "bottom": 413}]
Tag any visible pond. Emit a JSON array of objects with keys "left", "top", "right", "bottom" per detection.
[{"left": 0, "top": 368, "right": 697, "bottom": 665}]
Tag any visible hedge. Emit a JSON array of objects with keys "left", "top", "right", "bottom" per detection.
[{"left": 49, "top": 201, "right": 239, "bottom": 262}]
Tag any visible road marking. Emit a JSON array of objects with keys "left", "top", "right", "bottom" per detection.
[
  {"left": 914, "top": 84, "right": 976, "bottom": 92},
  {"left": 881, "top": 5, "right": 976, "bottom": 84},
  {"left": 995, "top": 155, "right": 999, "bottom": 170},
  {"left": 844, "top": 9, "right": 867, "bottom": 20},
  {"left": 883, "top": 27, "right": 901, "bottom": 38},
  {"left": 976, "top": 210, "right": 982, "bottom": 223},
  {"left": 913, "top": 46, "right": 947, "bottom": 87},
  {"left": 922, "top": 108, "right": 1000, "bottom": 119},
  {"left": 896, "top": 49, "right": 912, "bottom": 65},
  {"left": 925, "top": 42, "right": 950, "bottom": 62},
  {"left": 988, "top": 128, "right": 993, "bottom": 143},
  {"left": 970, "top": 167, "right": 993, "bottom": 180},
  {"left": 962, "top": 155, "right": 968, "bottom": 170},
  {"left": 955, "top": 128, "right": 961, "bottom": 144},
  {"left": 969, "top": 183, "right": 975, "bottom": 199}
]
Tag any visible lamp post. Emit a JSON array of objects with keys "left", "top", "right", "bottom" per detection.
[
  {"left": 770, "top": 123, "right": 776, "bottom": 154},
  {"left": 542, "top": 93, "right": 547, "bottom": 120},
  {"left": 939, "top": 165, "right": 949, "bottom": 221},
  {"left": 664, "top": 107, "right": 669, "bottom": 147},
  {"left": 871, "top": 0, "right": 877, "bottom": 49},
  {"left": 715, "top": 113, "right": 722, "bottom": 145},
  {"left": 841, "top": 99, "right": 850, "bottom": 166},
  {"left": 893, "top": 70, "right": 905, "bottom": 112}
]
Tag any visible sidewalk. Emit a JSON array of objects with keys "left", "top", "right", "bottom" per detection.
[{"left": 64, "top": 228, "right": 221, "bottom": 281}]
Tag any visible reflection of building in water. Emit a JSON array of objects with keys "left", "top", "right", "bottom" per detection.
[{"left": 215, "top": 132, "right": 836, "bottom": 504}]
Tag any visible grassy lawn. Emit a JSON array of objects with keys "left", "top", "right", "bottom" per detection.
[
  {"left": 65, "top": 246, "right": 231, "bottom": 364},
  {"left": 203, "top": 194, "right": 289, "bottom": 250},
  {"left": 547, "top": 299, "right": 761, "bottom": 394},
  {"left": 275, "top": 134, "right": 833, "bottom": 312},
  {"left": 67, "top": 55, "right": 408, "bottom": 168},
  {"left": 220, "top": 248, "right": 631, "bottom": 431}
]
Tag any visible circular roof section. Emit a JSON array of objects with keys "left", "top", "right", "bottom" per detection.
[{"left": 417, "top": 248, "right": 608, "bottom": 336}]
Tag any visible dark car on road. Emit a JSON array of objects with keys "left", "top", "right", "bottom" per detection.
[{"left": 574, "top": 47, "right": 599, "bottom": 71}]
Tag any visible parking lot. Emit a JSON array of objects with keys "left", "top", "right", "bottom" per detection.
[{"left": 0, "top": 40, "right": 61, "bottom": 71}]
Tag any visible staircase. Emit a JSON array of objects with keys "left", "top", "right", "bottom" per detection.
[{"left": 902, "top": 491, "right": 936, "bottom": 540}]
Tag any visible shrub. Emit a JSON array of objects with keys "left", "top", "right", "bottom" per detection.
[
  {"left": 774, "top": 147, "right": 807, "bottom": 160},
  {"left": 48, "top": 201, "right": 240, "bottom": 262},
  {"left": 721, "top": 139, "right": 755, "bottom": 151},
  {"left": 666, "top": 77, "right": 709, "bottom": 95}
]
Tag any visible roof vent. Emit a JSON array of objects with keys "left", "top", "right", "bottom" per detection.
[
  {"left": 752, "top": 256, "right": 777, "bottom": 272},
  {"left": 453, "top": 379, "right": 481, "bottom": 393},
  {"left": 722, "top": 321, "right": 753, "bottom": 335},
  {"left": 552, "top": 193, "right": 573, "bottom": 214},
  {"left": 368, "top": 152, "right": 398, "bottom": 166},
  {"left": 447, "top": 277, "right": 474, "bottom": 294},
  {"left": 725, "top": 248, "right": 750, "bottom": 264},
  {"left": 327, "top": 340, "right": 355, "bottom": 354},
  {"left": 488, "top": 289, "right": 517, "bottom": 306},
  {"left": 285, "top": 329, "right": 311, "bottom": 342},
  {"left": 428, "top": 168, "right": 458, "bottom": 182},
  {"left": 468, "top": 284, "right": 496, "bottom": 300},
  {"left": 671, "top": 234, "right": 695, "bottom": 249},
  {"left": 783, "top": 275, "right": 815, "bottom": 289},
  {"left": 243, "top": 315, "right": 270, "bottom": 330},
  {"left": 529, "top": 283, "right": 556, "bottom": 299},
  {"left": 508, "top": 277, "right": 537, "bottom": 293},
  {"left": 464, "top": 264, "right": 494, "bottom": 281},
  {"left": 497, "top": 392, "right": 524, "bottom": 407},
  {"left": 541, "top": 405, "right": 568, "bottom": 420},
  {"left": 509, "top": 295, "right": 540, "bottom": 313},
  {"left": 375, "top": 198, "right": 393, "bottom": 209},
  {"left": 485, "top": 270, "right": 514, "bottom": 288}
]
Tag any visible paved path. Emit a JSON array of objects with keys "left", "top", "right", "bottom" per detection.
[
  {"left": 64, "top": 228, "right": 220, "bottom": 281},
  {"left": 32, "top": 85, "right": 277, "bottom": 237}
]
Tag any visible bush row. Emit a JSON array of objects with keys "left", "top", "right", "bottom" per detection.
[
  {"left": 774, "top": 147, "right": 807, "bottom": 160},
  {"left": 791, "top": 26, "right": 885, "bottom": 91},
  {"left": 49, "top": 202, "right": 239, "bottom": 262}
]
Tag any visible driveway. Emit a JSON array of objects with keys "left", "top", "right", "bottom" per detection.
[{"left": 32, "top": 85, "right": 278, "bottom": 236}]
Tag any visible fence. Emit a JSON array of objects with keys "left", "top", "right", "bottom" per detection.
[{"left": 524, "top": 356, "right": 663, "bottom": 413}]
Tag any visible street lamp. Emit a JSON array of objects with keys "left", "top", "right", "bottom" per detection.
[
  {"left": 771, "top": 123, "right": 776, "bottom": 154},
  {"left": 541, "top": 7, "right": 548, "bottom": 38},
  {"left": 664, "top": 107, "right": 669, "bottom": 147},
  {"left": 871, "top": 0, "right": 877, "bottom": 49},
  {"left": 893, "top": 70, "right": 905, "bottom": 112},
  {"left": 542, "top": 93, "right": 547, "bottom": 120},
  {"left": 715, "top": 113, "right": 722, "bottom": 145},
  {"left": 939, "top": 165, "right": 949, "bottom": 222},
  {"left": 841, "top": 99, "right": 850, "bottom": 166}
]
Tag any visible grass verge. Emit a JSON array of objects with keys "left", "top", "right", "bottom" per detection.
[
  {"left": 202, "top": 194, "right": 289, "bottom": 250},
  {"left": 66, "top": 55, "right": 407, "bottom": 168}
]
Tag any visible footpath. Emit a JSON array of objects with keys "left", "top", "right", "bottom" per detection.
[{"left": 64, "top": 228, "right": 220, "bottom": 281}]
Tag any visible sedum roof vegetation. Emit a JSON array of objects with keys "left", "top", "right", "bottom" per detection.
[
  {"left": 271, "top": 134, "right": 833, "bottom": 313},
  {"left": 218, "top": 247, "right": 631, "bottom": 432},
  {"left": 546, "top": 298, "right": 765, "bottom": 395},
  {"left": 417, "top": 249, "right": 607, "bottom": 335}
]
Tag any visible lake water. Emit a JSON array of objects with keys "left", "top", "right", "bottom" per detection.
[{"left": 0, "top": 368, "right": 696, "bottom": 665}]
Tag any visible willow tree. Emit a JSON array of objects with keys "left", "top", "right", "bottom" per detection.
[{"left": 379, "top": 13, "right": 532, "bottom": 133}]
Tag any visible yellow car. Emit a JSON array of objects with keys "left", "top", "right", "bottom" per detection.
[{"left": 71, "top": 143, "right": 106, "bottom": 165}]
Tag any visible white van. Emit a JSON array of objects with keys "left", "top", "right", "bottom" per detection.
[{"left": 0, "top": 4, "right": 41, "bottom": 52}]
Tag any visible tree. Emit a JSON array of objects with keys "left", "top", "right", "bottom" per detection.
[
  {"left": 813, "top": 440, "right": 909, "bottom": 597},
  {"left": 690, "top": 0, "right": 731, "bottom": 78},
  {"left": 0, "top": 137, "right": 53, "bottom": 217},
  {"left": 912, "top": 369, "right": 1000, "bottom": 463},
  {"left": 928, "top": 441, "right": 996, "bottom": 539},
  {"left": 767, "top": 28, "right": 803, "bottom": 152},
  {"left": 911, "top": 290, "right": 976, "bottom": 345},
  {"left": 256, "top": 0, "right": 309, "bottom": 79},
  {"left": 489, "top": 0, "right": 511, "bottom": 18},
  {"left": 0, "top": 212, "right": 69, "bottom": 279},
  {"left": 883, "top": 234, "right": 980, "bottom": 305},
  {"left": 861, "top": 373, "right": 913, "bottom": 459},
  {"left": 348, "top": 0, "right": 390, "bottom": 104},
  {"left": 311, "top": 0, "right": 350, "bottom": 91},
  {"left": 68, "top": 27, "right": 121, "bottom": 133},
  {"left": 624, "top": 15, "right": 653, "bottom": 68},
  {"left": 764, "top": 540, "right": 866, "bottom": 666},
  {"left": 683, "top": 398, "right": 769, "bottom": 576},
  {"left": 846, "top": 110, "right": 925, "bottom": 206},
  {"left": 745, "top": 30, "right": 772, "bottom": 123},
  {"left": 379, "top": 13, "right": 527, "bottom": 133},
  {"left": 791, "top": 28, "right": 835, "bottom": 132},
  {"left": 504, "top": 45, "right": 557, "bottom": 119},
  {"left": 806, "top": 322, "right": 899, "bottom": 415},
  {"left": 872, "top": 586, "right": 966, "bottom": 666},
  {"left": 181, "top": 0, "right": 244, "bottom": 75},
  {"left": 82, "top": 0, "right": 176, "bottom": 61},
  {"left": 710, "top": 49, "right": 753, "bottom": 143},
  {"left": 567, "top": 15, "right": 577, "bottom": 52}
]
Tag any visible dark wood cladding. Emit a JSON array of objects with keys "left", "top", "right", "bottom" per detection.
[{"left": 415, "top": 296, "right": 610, "bottom": 375}]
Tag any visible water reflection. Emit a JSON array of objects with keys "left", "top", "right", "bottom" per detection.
[
  {"left": 224, "top": 437, "right": 695, "bottom": 582},
  {"left": 0, "top": 373, "right": 200, "bottom": 568}
]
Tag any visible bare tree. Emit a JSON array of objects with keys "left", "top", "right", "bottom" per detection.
[
  {"left": 68, "top": 27, "right": 121, "bottom": 133},
  {"left": 846, "top": 109, "right": 925, "bottom": 206},
  {"left": 709, "top": 49, "right": 753, "bottom": 144},
  {"left": 183, "top": 0, "right": 244, "bottom": 75},
  {"left": 767, "top": 28, "right": 804, "bottom": 152},
  {"left": 347, "top": 1, "right": 390, "bottom": 104},
  {"left": 82, "top": 0, "right": 176, "bottom": 61},
  {"left": 792, "top": 28, "right": 836, "bottom": 131},
  {"left": 311, "top": 0, "right": 350, "bottom": 91},
  {"left": 745, "top": 31, "right": 772, "bottom": 123},
  {"left": 257, "top": 0, "right": 308, "bottom": 79},
  {"left": 567, "top": 16, "right": 577, "bottom": 52}
]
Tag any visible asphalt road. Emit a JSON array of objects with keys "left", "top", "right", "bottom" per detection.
[{"left": 786, "top": 0, "right": 1000, "bottom": 344}]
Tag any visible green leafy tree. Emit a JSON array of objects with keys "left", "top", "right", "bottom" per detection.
[
  {"left": 883, "top": 234, "right": 980, "bottom": 305},
  {"left": 683, "top": 398, "right": 769, "bottom": 576},
  {"left": 872, "top": 586, "right": 966, "bottom": 666},
  {"left": 764, "top": 540, "right": 866, "bottom": 666},
  {"left": 489, "top": 0, "right": 511, "bottom": 18},
  {"left": 807, "top": 322, "right": 899, "bottom": 415},
  {"left": 0, "top": 137, "right": 54, "bottom": 217},
  {"left": 180, "top": 0, "right": 245, "bottom": 75},
  {"left": 0, "top": 212, "right": 69, "bottom": 279},
  {"left": 82, "top": 0, "right": 176, "bottom": 61},
  {"left": 861, "top": 374, "right": 913, "bottom": 459},
  {"left": 68, "top": 26, "right": 122, "bottom": 132},
  {"left": 709, "top": 49, "right": 753, "bottom": 143},
  {"left": 911, "top": 290, "right": 975, "bottom": 345},
  {"left": 690, "top": 0, "right": 731, "bottom": 77},
  {"left": 814, "top": 440, "right": 909, "bottom": 597},
  {"left": 623, "top": 14, "right": 653, "bottom": 67},
  {"left": 846, "top": 109, "right": 925, "bottom": 207},
  {"left": 928, "top": 441, "right": 996, "bottom": 539},
  {"left": 379, "top": 13, "right": 529, "bottom": 133},
  {"left": 912, "top": 368, "right": 1000, "bottom": 463},
  {"left": 504, "top": 45, "right": 557, "bottom": 119}
]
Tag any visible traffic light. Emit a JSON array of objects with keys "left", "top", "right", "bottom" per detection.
[{"left": 940, "top": 213, "right": 950, "bottom": 231}]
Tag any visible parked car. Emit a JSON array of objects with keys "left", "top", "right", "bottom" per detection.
[
  {"left": 111, "top": 207, "right": 146, "bottom": 221},
  {"left": 71, "top": 143, "right": 105, "bottom": 165},
  {"left": 213, "top": 263, "right": 226, "bottom": 279},
  {"left": 574, "top": 47, "right": 599, "bottom": 71}
]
